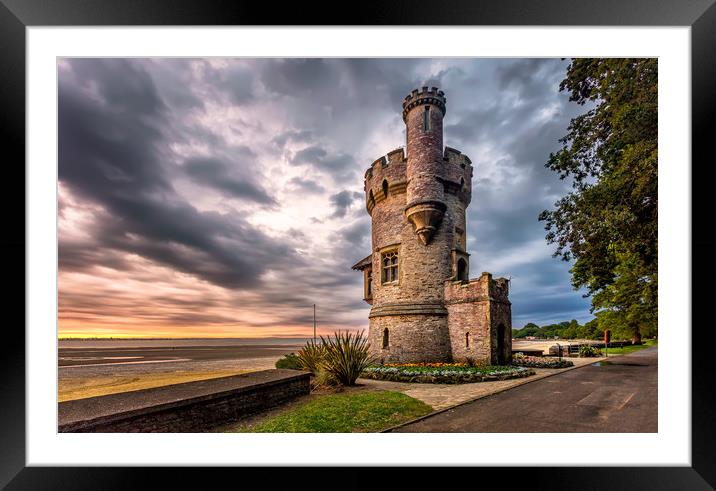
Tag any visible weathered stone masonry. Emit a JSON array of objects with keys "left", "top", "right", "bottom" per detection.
[
  {"left": 352, "top": 87, "right": 512, "bottom": 365},
  {"left": 58, "top": 369, "right": 310, "bottom": 433}
]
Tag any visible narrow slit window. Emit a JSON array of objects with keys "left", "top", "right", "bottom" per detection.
[
  {"left": 382, "top": 179, "right": 389, "bottom": 198},
  {"left": 423, "top": 106, "right": 430, "bottom": 132},
  {"left": 465, "top": 332, "right": 470, "bottom": 349},
  {"left": 382, "top": 328, "right": 389, "bottom": 349}
]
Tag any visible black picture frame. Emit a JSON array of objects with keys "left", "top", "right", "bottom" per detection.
[{"left": 2, "top": 1, "right": 713, "bottom": 488}]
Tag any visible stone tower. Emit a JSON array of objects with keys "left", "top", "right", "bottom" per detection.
[{"left": 352, "top": 87, "right": 512, "bottom": 365}]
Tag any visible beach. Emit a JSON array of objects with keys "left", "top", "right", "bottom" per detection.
[{"left": 58, "top": 339, "right": 306, "bottom": 402}]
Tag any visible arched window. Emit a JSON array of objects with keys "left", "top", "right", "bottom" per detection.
[
  {"left": 423, "top": 105, "right": 430, "bottom": 132},
  {"left": 382, "top": 179, "right": 389, "bottom": 198},
  {"left": 382, "top": 328, "right": 389, "bottom": 349},
  {"left": 457, "top": 258, "right": 468, "bottom": 281},
  {"left": 382, "top": 250, "right": 399, "bottom": 283},
  {"left": 465, "top": 332, "right": 470, "bottom": 349}
]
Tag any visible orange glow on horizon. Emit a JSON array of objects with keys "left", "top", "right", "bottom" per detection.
[
  {"left": 57, "top": 321, "right": 357, "bottom": 339},
  {"left": 58, "top": 184, "right": 369, "bottom": 341}
]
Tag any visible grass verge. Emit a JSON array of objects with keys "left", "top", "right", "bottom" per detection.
[
  {"left": 603, "top": 339, "right": 657, "bottom": 356},
  {"left": 228, "top": 390, "right": 432, "bottom": 433}
]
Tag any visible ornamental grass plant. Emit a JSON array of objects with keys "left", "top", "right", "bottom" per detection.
[
  {"left": 296, "top": 331, "right": 375, "bottom": 387},
  {"left": 297, "top": 339, "right": 326, "bottom": 375},
  {"left": 319, "top": 330, "right": 375, "bottom": 386}
]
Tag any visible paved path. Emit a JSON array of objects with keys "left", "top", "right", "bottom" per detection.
[
  {"left": 358, "top": 356, "right": 604, "bottom": 411},
  {"left": 389, "top": 346, "right": 657, "bottom": 432}
]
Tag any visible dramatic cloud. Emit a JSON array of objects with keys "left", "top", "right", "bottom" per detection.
[
  {"left": 183, "top": 155, "right": 276, "bottom": 205},
  {"left": 58, "top": 58, "right": 593, "bottom": 338},
  {"left": 329, "top": 190, "right": 363, "bottom": 219}
]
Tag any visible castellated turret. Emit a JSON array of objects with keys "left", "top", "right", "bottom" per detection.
[{"left": 352, "top": 87, "right": 512, "bottom": 365}]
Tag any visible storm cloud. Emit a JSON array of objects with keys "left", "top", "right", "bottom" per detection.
[{"left": 58, "top": 57, "right": 592, "bottom": 338}]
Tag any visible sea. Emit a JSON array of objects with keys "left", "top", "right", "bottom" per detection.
[{"left": 58, "top": 337, "right": 312, "bottom": 349}]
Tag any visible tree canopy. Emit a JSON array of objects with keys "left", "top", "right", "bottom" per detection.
[
  {"left": 539, "top": 59, "right": 657, "bottom": 344},
  {"left": 512, "top": 319, "right": 603, "bottom": 341}
]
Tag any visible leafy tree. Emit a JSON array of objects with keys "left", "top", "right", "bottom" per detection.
[
  {"left": 514, "top": 322, "right": 541, "bottom": 338},
  {"left": 592, "top": 250, "right": 658, "bottom": 341},
  {"left": 580, "top": 318, "right": 602, "bottom": 340},
  {"left": 539, "top": 59, "right": 657, "bottom": 344}
]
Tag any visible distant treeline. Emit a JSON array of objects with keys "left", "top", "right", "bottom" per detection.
[{"left": 513, "top": 319, "right": 604, "bottom": 341}]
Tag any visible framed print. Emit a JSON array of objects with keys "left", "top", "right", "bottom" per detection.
[{"left": 2, "top": 0, "right": 715, "bottom": 488}]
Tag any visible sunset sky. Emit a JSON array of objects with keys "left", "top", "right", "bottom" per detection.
[{"left": 58, "top": 57, "right": 593, "bottom": 339}]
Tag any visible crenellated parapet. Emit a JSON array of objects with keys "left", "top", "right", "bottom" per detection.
[
  {"left": 363, "top": 145, "right": 474, "bottom": 214},
  {"left": 444, "top": 272, "right": 511, "bottom": 305},
  {"left": 364, "top": 148, "right": 407, "bottom": 214},
  {"left": 402, "top": 86, "right": 446, "bottom": 122}
]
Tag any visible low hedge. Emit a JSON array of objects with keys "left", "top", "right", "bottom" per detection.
[
  {"left": 361, "top": 363, "right": 534, "bottom": 384},
  {"left": 511, "top": 355, "right": 573, "bottom": 369},
  {"left": 275, "top": 353, "right": 304, "bottom": 370}
]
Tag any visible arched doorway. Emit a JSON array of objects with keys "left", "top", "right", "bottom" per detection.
[{"left": 496, "top": 324, "right": 506, "bottom": 365}]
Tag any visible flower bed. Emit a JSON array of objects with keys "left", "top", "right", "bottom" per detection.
[
  {"left": 361, "top": 363, "right": 534, "bottom": 384},
  {"left": 511, "top": 355, "right": 574, "bottom": 369}
]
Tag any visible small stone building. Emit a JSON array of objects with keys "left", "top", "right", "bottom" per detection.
[{"left": 352, "top": 87, "right": 512, "bottom": 365}]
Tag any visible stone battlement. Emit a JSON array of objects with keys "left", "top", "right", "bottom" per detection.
[
  {"left": 364, "top": 147, "right": 406, "bottom": 181},
  {"left": 402, "top": 86, "right": 447, "bottom": 121},
  {"left": 364, "top": 146, "right": 473, "bottom": 213},
  {"left": 364, "top": 148, "right": 408, "bottom": 214},
  {"left": 444, "top": 272, "right": 511, "bottom": 305}
]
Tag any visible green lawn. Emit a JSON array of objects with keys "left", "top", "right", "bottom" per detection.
[
  {"left": 603, "top": 339, "right": 657, "bottom": 356},
  {"left": 228, "top": 390, "right": 432, "bottom": 433}
]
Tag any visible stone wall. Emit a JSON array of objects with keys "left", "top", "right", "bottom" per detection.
[
  {"left": 490, "top": 295, "right": 513, "bottom": 365},
  {"left": 369, "top": 313, "right": 451, "bottom": 364},
  {"left": 445, "top": 274, "right": 491, "bottom": 363},
  {"left": 58, "top": 369, "right": 310, "bottom": 433},
  {"left": 444, "top": 273, "right": 513, "bottom": 364}
]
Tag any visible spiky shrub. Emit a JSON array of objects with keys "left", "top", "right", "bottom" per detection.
[
  {"left": 297, "top": 339, "right": 326, "bottom": 374},
  {"left": 319, "top": 330, "right": 374, "bottom": 386}
]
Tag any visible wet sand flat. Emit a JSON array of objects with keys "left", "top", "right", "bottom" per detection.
[
  {"left": 59, "top": 344, "right": 303, "bottom": 367},
  {"left": 59, "top": 342, "right": 303, "bottom": 402}
]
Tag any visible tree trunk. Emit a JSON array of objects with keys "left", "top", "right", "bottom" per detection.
[{"left": 631, "top": 329, "right": 642, "bottom": 345}]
